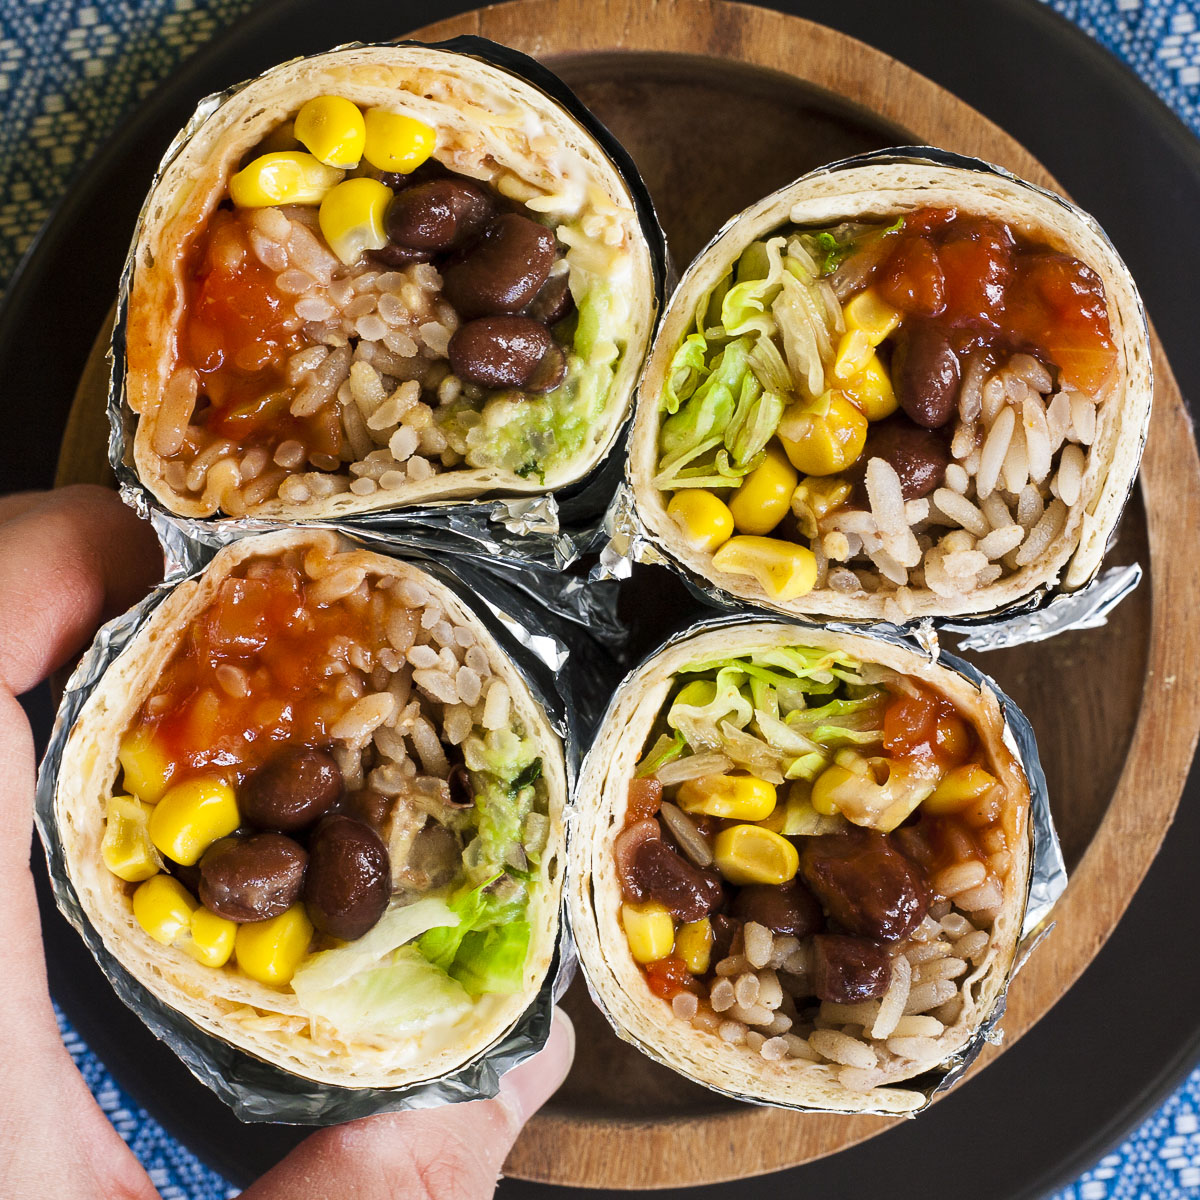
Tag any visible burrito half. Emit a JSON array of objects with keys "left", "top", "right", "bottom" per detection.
[
  {"left": 569, "top": 622, "right": 1031, "bottom": 1113},
  {"left": 52, "top": 529, "right": 566, "bottom": 1089},
  {"left": 125, "top": 43, "right": 656, "bottom": 519},
  {"left": 631, "top": 155, "right": 1151, "bottom": 621}
]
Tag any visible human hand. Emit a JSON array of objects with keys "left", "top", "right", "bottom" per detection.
[{"left": 0, "top": 487, "right": 575, "bottom": 1200}]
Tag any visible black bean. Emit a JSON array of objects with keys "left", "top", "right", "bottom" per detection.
[
  {"left": 241, "top": 747, "right": 343, "bottom": 833},
  {"left": 892, "top": 322, "right": 962, "bottom": 429},
  {"left": 811, "top": 934, "right": 892, "bottom": 1003},
  {"left": 304, "top": 814, "right": 390, "bottom": 941},
  {"left": 447, "top": 763, "right": 474, "bottom": 809},
  {"left": 442, "top": 213, "right": 556, "bottom": 318},
  {"left": 448, "top": 316, "right": 553, "bottom": 389},
  {"left": 526, "top": 272, "right": 575, "bottom": 326},
  {"left": 799, "top": 829, "right": 929, "bottom": 942},
  {"left": 731, "top": 881, "right": 824, "bottom": 938},
  {"left": 858, "top": 415, "right": 951, "bottom": 500},
  {"left": 199, "top": 833, "right": 307, "bottom": 922},
  {"left": 369, "top": 243, "right": 436, "bottom": 268},
  {"left": 341, "top": 788, "right": 392, "bottom": 832},
  {"left": 524, "top": 341, "right": 567, "bottom": 393},
  {"left": 385, "top": 179, "right": 494, "bottom": 252}
]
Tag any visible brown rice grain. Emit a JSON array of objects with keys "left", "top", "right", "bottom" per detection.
[
  {"left": 886, "top": 1036, "right": 939, "bottom": 1061},
  {"left": 1055, "top": 443, "right": 1086, "bottom": 507},
  {"left": 784, "top": 1034, "right": 819, "bottom": 1061},
  {"left": 482, "top": 680, "right": 511, "bottom": 730},
  {"left": 154, "top": 369, "right": 198, "bottom": 456},
  {"left": 905, "top": 940, "right": 951, "bottom": 965},
  {"left": 933, "top": 489, "right": 990, "bottom": 537},
  {"left": 734, "top": 973, "right": 760, "bottom": 1008},
  {"left": 934, "top": 860, "right": 987, "bottom": 897},
  {"left": 413, "top": 668, "right": 459, "bottom": 706},
  {"left": 869, "top": 954, "right": 911, "bottom": 1040},
  {"left": 1001, "top": 421, "right": 1029, "bottom": 494},
  {"left": 715, "top": 954, "right": 749, "bottom": 978},
  {"left": 943, "top": 463, "right": 969, "bottom": 494},
  {"left": 978, "top": 524, "right": 1025, "bottom": 559},
  {"left": 976, "top": 405, "right": 1015, "bottom": 498},
  {"left": 955, "top": 877, "right": 1004, "bottom": 912},
  {"left": 743, "top": 923, "right": 774, "bottom": 969},
  {"left": 710, "top": 979, "right": 736, "bottom": 1012},
  {"left": 914, "top": 956, "right": 968, "bottom": 985},
  {"left": 809, "top": 1029, "right": 877, "bottom": 1069},
  {"left": 691, "top": 1005, "right": 721, "bottom": 1035},
  {"left": 672, "top": 992, "right": 699, "bottom": 1021},
  {"left": 1015, "top": 498, "right": 1068, "bottom": 566},
  {"left": 1016, "top": 482, "right": 1044, "bottom": 530},
  {"left": 718, "top": 1021, "right": 746, "bottom": 1045},
  {"left": 954, "top": 930, "right": 990, "bottom": 963},
  {"left": 1022, "top": 392, "right": 1053, "bottom": 482},
  {"left": 891, "top": 1015, "right": 944, "bottom": 1038},
  {"left": 904, "top": 980, "right": 957, "bottom": 1014},
  {"left": 1069, "top": 391, "right": 1097, "bottom": 443},
  {"left": 330, "top": 692, "right": 395, "bottom": 743}
]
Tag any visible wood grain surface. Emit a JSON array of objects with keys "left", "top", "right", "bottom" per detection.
[{"left": 56, "top": 0, "right": 1200, "bottom": 1188}]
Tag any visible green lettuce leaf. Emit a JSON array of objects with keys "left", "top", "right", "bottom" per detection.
[
  {"left": 662, "top": 332, "right": 710, "bottom": 416},
  {"left": 450, "top": 921, "right": 532, "bottom": 996},
  {"left": 293, "top": 946, "right": 473, "bottom": 1036}
]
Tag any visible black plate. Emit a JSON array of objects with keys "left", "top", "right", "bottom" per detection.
[{"left": 7, "top": 1, "right": 1200, "bottom": 1197}]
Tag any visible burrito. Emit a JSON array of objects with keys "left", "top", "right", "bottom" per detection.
[
  {"left": 124, "top": 43, "right": 657, "bottom": 519},
  {"left": 51, "top": 530, "right": 566, "bottom": 1089},
  {"left": 569, "top": 622, "right": 1031, "bottom": 1112},
  {"left": 631, "top": 155, "right": 1151, "bottom": 621}
]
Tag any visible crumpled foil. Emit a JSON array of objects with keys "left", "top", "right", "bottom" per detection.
[
  {"left": 571, "top": 612, "right": 1067, "bottom": 1116},
  {"left": 601, "top": 145, "right": 1152, "bottom": 649},
  {"left": 106, "top": 34, "right": 668, "bottom": 581},
  {"left": 33, "top": 530, "right": 597, "bottom": 1123}
]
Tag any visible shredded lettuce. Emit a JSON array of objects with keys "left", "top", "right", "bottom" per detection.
[
  {"left": 786, "top": 693, "right": 886, "bottom": 747},
  {"left": 667, "top": 672, "right": 753, "bottom": 750},
  {"left": 636, "top": 730, "right": 686, "bottom": 777},
  {"left": 662, "top": 333, "right": 710, "bottom": 416}
]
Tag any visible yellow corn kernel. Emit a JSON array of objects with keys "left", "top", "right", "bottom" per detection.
[
  {"left": 148, "top": 777, "right": 240, "bottom": 867},
  {"left": 712, "top": 824, "right": 799, "bottom": 886},
  {"left": 834, "top": 288, "right": 902, "bottom": 379},
  {"left": 711, "top": 536, "right": 818, "bottom": 603},
  {"left": 728, "top": 444, "right": 798, "bottom": 536},
  {"left": 101, "top": 795, "right": 162, "bottom": 882},
  {"left": 118, "top": 727, "right": 173, "bottom": 803},
  {"left": 676, "top": 918, "right": 714, "bottom": 975},
  {"left": 229, "top": 151, "right": 344, "bottom": 207},
  {"left": 293, "top": 95, "right": 366, "bottom": 169},
  {"left": 185, "top": 907, "right": 237, "bottom": 969},
  {"left": 132, "top": 875, "right": 196, "bottom": 947},
  {"left": 925, "top": 764, "right": 998, "bottom": 815},
  {"left": 362, "top": 108, "right": 436, "bottom": 174},
  {"left": 777, "top": 392, "right": 868, "bottom": 476},
  {"left": 840, "top": 352, "right": 898, "bottom": 421},
  {"left": 667, "top": 490, "right": 734, "bottom": 553},
  {"left": 790, "top": 475, "right": 852, "bottom": 540},
  {"left": 318, "top": 177, "right": 392, "bottom": 266},
  {"left": 235, "top": 905, "right": 314, "bottom": 986},
  {"left": 677, "top": 774, "right": 777, "bottom": 821},
  {"left": 620, "top": 901, "right": 676, "bottom": 965}
]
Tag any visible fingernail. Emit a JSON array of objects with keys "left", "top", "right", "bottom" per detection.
[{"left": 498, "top": 1007, "right": 575, "bottom": 1124}]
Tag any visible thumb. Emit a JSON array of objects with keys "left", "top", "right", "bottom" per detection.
[{"left": 241, "top": 1008, "right": 575, "bottom": 1200}]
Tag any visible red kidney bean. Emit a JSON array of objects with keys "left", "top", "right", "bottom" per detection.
[
  {"left": 526, "top": 272, "right": 575, "bottom": 326},
  {"left": 242, "top": 747, "right": 343, "bottom": 833},
  {"left": 385, "top": 179, "right": 494, "bottom": 252},
  {"left": 629, "top": 838, "right": 725, "bottom": 923},
  {"left": 448, "top": 316, "right": 553, "bottom": 389},
  {"left": 799, "top": 829, "right": 929, "bottom": 942},
  {"left": 442, "top": 213, "right": 556, "bottom": 318},
  {"left": 892, "top": 322, "right": 962, "bottom": 429},
  {"left": 524, "top": 342, "right": 567, "bottom": 393},
  {"left": 811, "top": 934, "right": 892, "bottom": 1003},
  {"left": 304, "top": 814, "right": 390, "bottom": 940},
  {"left": 859, "top": 415, "right": 950, "bottom": 499},
  {"left": 199, "top": 833, "right": 307, "bottom": 922},
  {"left": 614, "top": 819, "right": 661, "bottom": 900},
  {"left": 710, "top": 913, "right": 739, "bottom": 963},
  {"left": 731, "top": 881, "right": 824, "bottom": 938}
]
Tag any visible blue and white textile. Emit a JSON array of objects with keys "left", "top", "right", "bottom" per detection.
[{"left": 5, "top": 1, "right": 1200, "bottom": 1196}]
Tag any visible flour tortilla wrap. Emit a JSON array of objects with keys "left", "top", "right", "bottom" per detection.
[
  {"left": 569, "top": 621, "right": 1031, "bottom": 1113},
  {"left": 630, "top": 154, "right": 1152, "bottom": 620},
  {"left": 124, "top": 42, "right": 657, "bottom": 519},
  {"left": 52, "top": 530, "right": 567, "bottom": 1090}
]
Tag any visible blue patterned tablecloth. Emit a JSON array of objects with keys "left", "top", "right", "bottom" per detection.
[{"left": 5, "top": 2, "right": 1200, "bottom": 1197}]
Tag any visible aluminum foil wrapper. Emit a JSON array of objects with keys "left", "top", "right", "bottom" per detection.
[
  {"left": 33, "top": 532, "right": 588, "bottom": 1123},
  {"left": 602, "top": 146, "right": 1151, "bottom": 649},
  {"left": 107, "top": 35, "right": 668, "bottom": 578},
  {"left": 571, "top": 612, "right": 1066, "bottom": 1116}
]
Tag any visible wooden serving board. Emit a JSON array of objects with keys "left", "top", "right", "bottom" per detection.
[{"left": 57, "top": 0, "right": 1200, "bottom": 1189}]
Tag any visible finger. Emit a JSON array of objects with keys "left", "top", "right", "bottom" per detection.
[
  {"left": 241, "top": 1008, "right": 575, "bottom": 1200},
  {"left": 0, "top": 486, "right": 162, "bottom": 695},
  {"left": 0, "top": 490, "right": 49, "bottom": 524}
]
